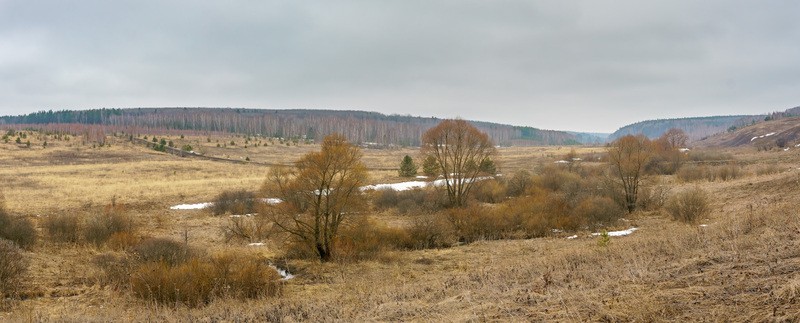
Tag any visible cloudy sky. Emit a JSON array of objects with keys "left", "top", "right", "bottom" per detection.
[{"left": 1, "top": 1, "right": 798, "bottom": 132}]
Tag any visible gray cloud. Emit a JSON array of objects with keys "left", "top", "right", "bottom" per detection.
[{"left": 1, "top": 0, "right": 799, "bottom": 132}]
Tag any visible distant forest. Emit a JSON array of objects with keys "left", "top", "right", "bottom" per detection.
[
  {"left": 608, "top": 115, "right": 765, "bottom": 142},
  {"left": 0, "top": 108, "right": 591, "bottom": 146}
]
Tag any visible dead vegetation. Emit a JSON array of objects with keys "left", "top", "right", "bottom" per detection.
[{"left": 1, "top": 129, "right": 800, "bottom": 321}]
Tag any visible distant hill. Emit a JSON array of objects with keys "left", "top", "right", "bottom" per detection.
[
  {"left": 608, "top": 115, "right": 764, "bottom": 142},
  {"left": 695, "top": 116, "right": 800, "bottom": 149},
  {"left": 0, "top": 108, "right": 589, "bottom": 147}
]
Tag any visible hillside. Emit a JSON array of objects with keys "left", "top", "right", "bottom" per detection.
[
  {"left": 695, "top": 116, "right": 800, "bottom": 149},
  {"left": 608, "top": 115, "right": 763, "bottom": 142},
  {"left": 0, "top": 108, "right": 588, "bottom": 147}
]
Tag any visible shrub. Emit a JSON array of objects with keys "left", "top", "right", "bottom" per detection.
[
  {"left": 131, "top": 259, "right": 215, "bottom": 307},
  {"left": 209, "top": 253, "right": 282, "bottom": 299},
  {"left": 506, "top": 170, "right": 533, "bottom": 197},
  {"left": 373, "top": 189, "right": 399, "bottom": 210},
  {"left": 666, "top": 187, "right": 710, "bottom": 223},
  {"left": 574, "top": 196, "right": 624, "bottom": 229},
  {"left": 43, "top": 214, "right": 81, "bottom": 243},
  {"left": 333, "top": 216, "right": 412, "bottom": 262},
  {"left": 210, "top": 190, "right": 257, "bottom": 216},
  {"left": 0, "top": 209, "right": 37, "bottom": 249},
  {"left": 132, "top": 237, "right": 193, "bottom": 266},
  {"left": 407, "top": 213, "right": 457, "bottom": 249},
  {"left": 84, "top": 205, "right": 135, "bottom": 246},
  {"left": 676, "top": 165, "right": 707, "bottom": 182},
  {"left": 222, "top": 214, "right": 274, "bottom": 243},
  {"left": 0, "top": 239, "right": 27, "bottom": 297},
  {"left": 130, "top": 252, "right": 281, "bottom": 307},
  {"left": 93, "top": 252, "right": 133, "bottom": 288},
  {"left": 472, "top": 179, "right": 506, "bottom": 203}
]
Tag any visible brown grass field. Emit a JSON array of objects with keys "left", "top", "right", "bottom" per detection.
[{"left": 1, "top": 131, "right": 800, "bottom": 321}]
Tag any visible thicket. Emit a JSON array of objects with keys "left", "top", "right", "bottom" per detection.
[
  {"left": 0, "top": 239, "right": 27, "bottom": 299},
  {"left": 96, "top": 237, "right": 282, "bottom": 307},
  {"left": 666, "top": 187, "right": 710, "bottom": 223},
  {"left": 210, "top": 190, "right": 257, "bottom": 216},
  {"left": 0, "top": 206, "right": 36, "bottom": 250}
]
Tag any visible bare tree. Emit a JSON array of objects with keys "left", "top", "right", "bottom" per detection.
[
  {"left": 262, "top": 134, "right": 367, "bottom": 262},
  {"left": 421, "top": 119, "right": 496, "bottom": 207},
  {"left": 608, "top": 135, "right": 653, "bottom": 213}
]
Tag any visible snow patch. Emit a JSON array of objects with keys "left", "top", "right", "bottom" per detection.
[
  {"left": 592, "top": 227, "right": 638, "bottom": 237},
  {"left": 169, "top": 202, "right": 213, "bottom": 210},
  {"left": 269, "top": 264, "right": 294, "bottom": 280},
  {"left": 247, "top": 242, "right": 265, "bottom": 246},
  {"left": 566, "top": 235, "right": 578, "bottom": 240},
  {"left": 752, "top": 132, "right": 778, "bottom": 141},
  {"left": 361, "top": 177, "right": 493, "bottom": 192}
]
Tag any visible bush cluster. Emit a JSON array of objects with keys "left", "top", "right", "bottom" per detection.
[
  {"left": 0, "top": 239, "right": 27, "bottom": 298},
  {"left": 210, "top": 190, "right": 257, "bottom": 216},
  {"left": 666, "top": 187, "right": 710, "bottom": 223},
  {"left": 0, "top": 207, "right": 36, "bottom": 250},
  {"left": 97, "top": 237, "right": 282, "bottom": 307},
  {"left": 677, "top": 164, "right": 742, "bottom": 182}
]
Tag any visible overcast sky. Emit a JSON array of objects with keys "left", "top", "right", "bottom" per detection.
[{"left": 1, "top": 1, "right": 798, "bottom": 133}]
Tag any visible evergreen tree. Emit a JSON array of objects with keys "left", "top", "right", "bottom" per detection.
[
  {"left": 398, "top": 155, "right": 418, "bottom": 177},
  {"left": 422, "top": 155, "right": 440, "bottom": 177}
]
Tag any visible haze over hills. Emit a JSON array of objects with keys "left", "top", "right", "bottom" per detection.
[
  {"left": 608, "top": 106, "right": 800, "bottom": 144},
  {"left": 0, "top": 108, "right": 603, "bottom": 147}
]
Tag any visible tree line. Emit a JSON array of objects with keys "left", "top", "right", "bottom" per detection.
[{"left": 0, "top": 108, "right": 584, "bottom": 146}]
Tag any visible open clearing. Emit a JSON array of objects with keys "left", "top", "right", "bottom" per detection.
[{"left": 1, "top": 133, "right": 800, "bottom": 321}]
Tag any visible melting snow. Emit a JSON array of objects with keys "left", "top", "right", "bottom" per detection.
[
  {"left": 566, "top": 235, "right": 578, "bottom": 240},
  {"left": 247, "top": 242, "right": 265, "bottom": 246},
  {"left": 751, "top": 132, "right": 778, "bottom": 141},
  {"left": 591, "top": 227, "right": 638, "bottom": 237},
  {"left": 170, "top": 202, "right": 213, "bottom": 210},
  {"left": 269, "top": 264, "right": 294, "bottom": 280},
  {"left": 360, "top": 177, "right": 492, "bottom": 192}
]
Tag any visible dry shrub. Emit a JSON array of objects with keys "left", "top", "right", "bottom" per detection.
[
  {"left": 677, "top": 164, "right": 741, "bottom": 182},
  {"left": 534, "top": 167, "right": 582, "bottom": 193},
  {"left": 43, "top": 214, "right": 81, "bottom": 243},
  {"left": 687, "top": 150, "right": 733, "bottom": 162},
  {"left": 666, "top": 187, "right": 710, "bottom": 223},
  {"left": 754, "top": 163, "right": 781, "bottom": 176},
  {"left": 130, "top": 251, "right": 281, "bottom": 307},
  {"left": 93, "top": 252, "right": 133, "bottom": 288},
  {"left": 637, "top": 184, "right": 671, "bottom": 211},
  {"left": 506, "top": 169, "right": 533, "bottom": 197},
  {"left": 222, "top": 214, "right": 273, "bottom": 243},
  {"left": 373, "top": 189, "right": 399, "bottom": 210},
  {"left": 332, "top": 216, "right": 412, "bottom": 262},
  {"left": 0, "top": 209, "right": 37, "bottom": 250},
  {"left": 575, "top": 196, "right": 624, "bottom": 229},
  {"left": 131, "top": 259, "right": 215, "bottom": 307},
  {"left": 0, "top": 239, "right": 27, "bottom": 297},
  {"left": 371, "top": 187, "right": 446, "bottom": 214},
  {"left": 407, "top": 213, "right": 457, "bottom": 249},
  {"left": 209, "top": 253, "right": 282, "bottom": 299},
  {"left": 472, "top": 179, "right": 507, "bottom": 203},
  {"left": 210, "top": 190, "right": 257, "bottom": 216},
  {"left": 715, "top": 164, "right": 741, "bottom": 181},
  {"left": 447, "top": 206, "right": 506, "bottom": 242},
  {"left": 84, "top": 207, "right": 135, "bottom": 246},
  {"left": 132, "top": 237, "right": 194, "bottom": 266},
  {"left": 676, "top": 165, "right": 707, "bottom": 182},
  {"left": 106, "top": 231, "right": 139, "bottom": 251}
]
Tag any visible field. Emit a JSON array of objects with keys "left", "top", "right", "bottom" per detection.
[{"left": 1, "top": 131, "right": 800, "bottom": 321}]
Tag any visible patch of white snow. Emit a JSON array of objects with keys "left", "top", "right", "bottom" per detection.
[
  {"left": 592, "top": 227, "right": 638, "bottom": 237},
  {"left": 169, "top": 202, "right": 213, "bottom": 210},
  {"left": 566, "top": 235, "right": 578, "bottom": 240}
]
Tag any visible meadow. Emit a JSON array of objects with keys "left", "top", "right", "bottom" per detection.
[{"left": 1, "top": 130, "right": 799, "bottom": 321}]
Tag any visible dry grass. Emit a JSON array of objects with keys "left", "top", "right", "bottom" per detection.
[{"left": 3, "top": 131, "right": 800, "bottom": 321}]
